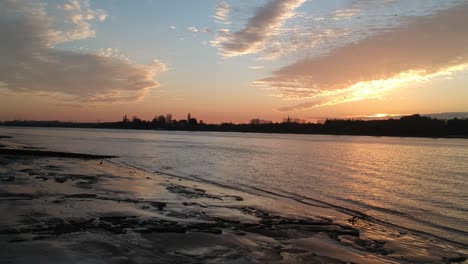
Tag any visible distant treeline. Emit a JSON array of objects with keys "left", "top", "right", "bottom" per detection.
[{"left": 1, "top": 114, "right": 468, "bottom": 138}]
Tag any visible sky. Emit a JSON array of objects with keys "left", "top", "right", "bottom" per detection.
[{"left": 0, "top": 0, "right": 467, "bottom": 123}]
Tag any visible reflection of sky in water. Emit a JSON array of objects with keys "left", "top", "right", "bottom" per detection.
[{"left": 1, "top": 126, "right": 467, "bottom": 245}]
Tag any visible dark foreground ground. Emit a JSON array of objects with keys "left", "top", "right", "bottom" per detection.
[{"left": 0, "top": 137, "right": 466, "bottom": 263}]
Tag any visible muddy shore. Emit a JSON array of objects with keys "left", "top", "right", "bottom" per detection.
[{"left": 0, "top": 137, "right": 466, "bottom": 263}]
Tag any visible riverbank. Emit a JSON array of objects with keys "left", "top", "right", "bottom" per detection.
[
  {"left": 0, "top": 137, "right": 466, "bottom": 263},
  {"left": 2, "top": 113, "right": 468, "bottom": 139}
]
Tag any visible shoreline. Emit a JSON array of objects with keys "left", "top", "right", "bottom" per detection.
[{"left": 0, "top": 137, "right": 467, "bottom": 263}]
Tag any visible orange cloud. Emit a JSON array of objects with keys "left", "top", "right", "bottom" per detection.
[{"left": 256, "top": 3, "right": 468, "bottom": 111}]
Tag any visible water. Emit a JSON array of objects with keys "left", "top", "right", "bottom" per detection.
[{"left": 1, "top": 127, "right": 467, "bottom": 246}]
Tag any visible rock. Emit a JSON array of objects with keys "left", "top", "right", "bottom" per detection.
[
  {"left": 150, "top": 201, "right": 167, "bottom": 210},
  {"left": 8, "top": 238, "right": 29, "bottom": 243},
  {"left": 443, "top": 256, "right": 467, "bottom": 263},
  {"left": 1, "top": 176, "right": 15, "bottom": 182},
  {"left": 54, "top": 177, "right": 67, "bottom": 183},
  {"left": 66, "top": 193, "right": 97, "bottom": 199},
  {"left": 233, "top": 230, "right": 246, "bottom": 236},
  {"left": 206, "top": 228, "right": 223, "bottom": 234}
]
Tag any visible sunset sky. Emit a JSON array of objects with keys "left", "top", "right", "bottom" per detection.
[{"left": 1, "top": 0, "right": 467, "bottom": 123}]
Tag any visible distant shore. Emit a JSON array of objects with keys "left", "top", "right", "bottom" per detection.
[
  {"left": 0, "top": 136, "right": 467, "bottom": 263},
  {"left": 1, "top": 114, "right": 468, "bottom": 139}
]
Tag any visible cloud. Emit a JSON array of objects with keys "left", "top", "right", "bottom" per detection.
[
  {"left": 187, "top": 26, "right": 212, "bottom": 34},
  {"left": 219, "top": 0, "right": 463, "bottom": 61},
  {"left": 274, "top": 64, "right": 468, "bottom": 112},
  {"left": 248, "top": 66, "right": 264, "bottom": 70},
  {"left": 213, "top": 1, "right": 231, "bottom": 24},
  {"left": 169, "top": 25, "right": 176, "bottom": 30},
  {"left": 187, "top": 26, "right": 199, "bottom": 33},
  {"left": 96, "top": 47, "right": 130, "bottom": 62},
  {"left": 202, "top": 27, "right": 212, "bottom": 33},
  {"left": 54, "top": 0, "right": 107, "bottom": 44},
  {"left": 255, "top": 3, "right": 468, "bottom": 111},
  {"left": 0, "top": 0, "right": 167, "bottom": 104},
  {"left": 333, "top": 8, "right": 360, "bottom": 19},
  {"left": 212, "top": 0, "right": 305, "bottom": 57}
]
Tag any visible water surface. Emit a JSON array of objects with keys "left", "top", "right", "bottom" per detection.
[{"left": 1, "top": 127, "right": 467, "bottom": 245}]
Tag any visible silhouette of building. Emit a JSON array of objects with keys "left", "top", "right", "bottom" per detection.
[{"left": 166, "top": 114, "right": 172, "bottom": 124}]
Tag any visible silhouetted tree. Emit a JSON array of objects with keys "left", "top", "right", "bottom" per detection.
[{"left": 2, "top": 114, "right": 467, "bottom": 138}]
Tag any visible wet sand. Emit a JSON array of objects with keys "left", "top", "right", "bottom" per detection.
[{"left": 0, "top": 138, "right": 466, "bottom": 263}]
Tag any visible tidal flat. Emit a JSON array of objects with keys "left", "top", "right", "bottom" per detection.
[{"left": 0, "top": 138, "right": 466, "bottom": 264}]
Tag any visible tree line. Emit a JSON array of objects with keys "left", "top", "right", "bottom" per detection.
[{"left": 1, "top": 114, "right": 468, "bottom": 138}]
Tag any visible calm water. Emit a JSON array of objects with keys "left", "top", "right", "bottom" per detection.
[{"left": 1, "top": 127, "right": 467, "bottom": 245}]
